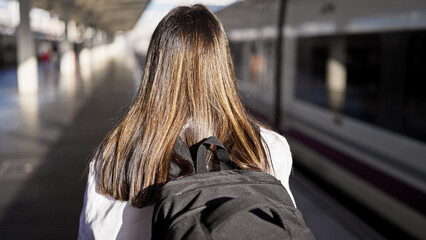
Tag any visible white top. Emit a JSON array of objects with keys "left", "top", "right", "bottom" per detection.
[{"left": 78, "top": 128, "right": 295, "bottom": 240}]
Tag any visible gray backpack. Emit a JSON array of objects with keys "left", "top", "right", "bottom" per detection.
[{"left": 151, "top": 137, "right": 315, "bottom": 240}]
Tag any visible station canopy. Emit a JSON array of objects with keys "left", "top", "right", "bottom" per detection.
[
  {"left": 216, "top": 0, "right": 279, "bottom": 30},
  {"left": 31, "top": 0, "right": 151, "bottom": 33}
]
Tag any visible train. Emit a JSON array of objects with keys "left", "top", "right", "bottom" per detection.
[{"left": 216, "top": 0, "right": 426, "bottom": 239}]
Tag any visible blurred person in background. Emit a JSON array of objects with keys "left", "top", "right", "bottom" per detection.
[{"left": 38, "top": 41, "right": 52, "bottom": 84}]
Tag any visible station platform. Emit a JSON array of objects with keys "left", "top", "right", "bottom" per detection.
[{"left": 0, "top": 50, "right": 385, "bottom": 239}]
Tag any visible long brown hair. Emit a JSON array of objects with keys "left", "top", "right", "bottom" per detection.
[{"left": 94, "top": 4, "right": 270, "bottom": 207}]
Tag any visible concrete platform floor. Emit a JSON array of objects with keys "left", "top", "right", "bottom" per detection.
[{"left": 0, "top": 55, "right": 138, "bottom": 239}]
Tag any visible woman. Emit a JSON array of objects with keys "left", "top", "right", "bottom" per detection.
[{"left": 78, "top": 5, "right": 295, "bottom": 240}]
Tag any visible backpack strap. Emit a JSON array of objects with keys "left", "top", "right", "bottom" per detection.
[
  {"left": 170, "top": 137, "right": 195, "bottom": 177},
  {"left": 195, "top": 137, "right": 235, "bottom": 174},
  {"left": 172, "top": 136, "right": 237, "bottom": 175},
  {"left": 174, "top": 136, "right": 193, "bottom": 163}
]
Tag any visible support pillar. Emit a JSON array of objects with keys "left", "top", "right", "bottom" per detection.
[
  {"left": 60, "top": 2, "right": 75, "bottom": 76},
  {"left": 17, "top": 0, "right": 38, "bottom": 94}
]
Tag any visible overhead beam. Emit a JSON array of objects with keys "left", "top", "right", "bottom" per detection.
[{"left": 31, "top": 0, "right": 150, "bottom": 33}]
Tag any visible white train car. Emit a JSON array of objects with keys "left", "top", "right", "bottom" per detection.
[{"left": 217, "top": 0, "right": 426, "bottom": 239}]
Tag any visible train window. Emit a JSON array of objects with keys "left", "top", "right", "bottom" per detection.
[
  {"left": 344, "top": 34, "right": 380, "bottom": 122},
  {"left": 295, "top": 30, "right": 426, "bottom": 143},
  {"left": 296, "top": 37, "right": 330, "bottom": 109},
  {"left": 405, "top": 32, "right": 426, "bottom": 142},
  {"left": 262, "top": 39, "right": 275, "bottom": 85},
  {"left": 229, "top": 42, "right": 244, "bottom": 81},
  {"left": 249, "top": 42, "right": 264, "bottom": 83},
  {"left": 230, "top": 39, "right": 276, "bottom": 88},
  {"left": 249, "top": 40, "right": 275, "bottom": 84}
]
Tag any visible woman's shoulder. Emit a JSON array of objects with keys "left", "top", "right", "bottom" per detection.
[
  {"left": 259, "top": 126, "right": 293, "bottom": 177},
  {"left": 258, "top": 126, "right": 295, "bottom": 205},
  {"left": 259, "top": 126, "right": 291, "bottom": 152},
  {"left": 82, "top": 154, "right": 154, "bottom": 239}
]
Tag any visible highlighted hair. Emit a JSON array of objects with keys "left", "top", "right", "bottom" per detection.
[{"left": 95, "top": 4, "right": 270, "bottom": 207}]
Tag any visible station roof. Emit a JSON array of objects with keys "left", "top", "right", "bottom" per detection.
[{"left": 31, "top": 0, "right": 150, "bottom": 33}]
